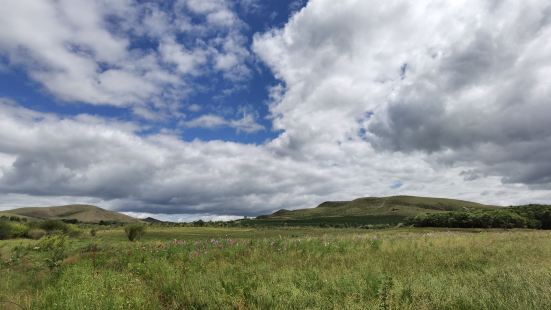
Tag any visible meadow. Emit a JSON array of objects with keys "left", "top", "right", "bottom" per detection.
[{"left": 1, "top": 226, "right": 551, "bottom": 309}]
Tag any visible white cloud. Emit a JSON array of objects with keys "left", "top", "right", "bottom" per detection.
[
  {"left": 182, "top": 113, "right": 264, "bottom": 133},
  {"left": 289, "top": 0, "right": 307, "bottom": 13},
  {"left": 187, "top": 104, "right": 203, "bottom": 112},
  {"left": 238, "top": 0, "right": 262, "bottom": 14},
  {"left": 0, "top": 100, "right": 548, "bottom": 217},
  {"left": 0, "top": 0, "right": 251, "bottom": 115},
  {"left": 229, "top": 114, "right": 265, "bottom": 133},
  {"left": 159, "top": 37, "right": 207, "bottom": 75},
  {"left": 183, "top": 114, "right": 228, "bottom": 128},
  {"left": 184, "top": 0, "right": 226, "bottom": 15},
  {"left": 254, "top": 0, "right": 551, "bottom": 188}
]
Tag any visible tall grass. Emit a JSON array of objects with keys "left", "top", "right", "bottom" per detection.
[{"left": 1, "top": 228, "right": 551, "bottom": 309}]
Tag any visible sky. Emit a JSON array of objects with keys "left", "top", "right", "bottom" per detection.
[{"left": 1, "top": 0, "right": 551, "bottom": 221}]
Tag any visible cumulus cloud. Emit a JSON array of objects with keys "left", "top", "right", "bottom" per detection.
[
  {"left": 182, "top": 113, "right": 264, "bottom": 133},
  {"left": 0, "top": 100, "right": 340, "bottom": 216},
  {"left": 0, "top": 0, "right": 250, "bottom": 115},
  {"left": 0, "top": 99, "right": 546, "bottom": 219},
  {"left": 255, "top": 0, "right": 551, "bottom": 189}
]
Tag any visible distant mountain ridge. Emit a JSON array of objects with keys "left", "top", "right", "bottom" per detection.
[
  {"left": 0, "top": 204, "right": 138, "bottom": 223},
  {"left": 255, "top": 195, "right": 498, "bottom": 226},
  {"left": 142, "top": 217, "right": 164, "bottom": 223}
]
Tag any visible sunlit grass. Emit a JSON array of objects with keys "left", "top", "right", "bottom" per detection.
[{"left": 1, "top": 228, "right": 551, "bottom": 309}]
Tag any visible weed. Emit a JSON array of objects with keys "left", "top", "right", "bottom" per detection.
[
  {"left": 378, "top": 275, "right": 394, "bottom": 310},
  {"left": 369, "top": 237, "right": 383, "bottom": 251}
]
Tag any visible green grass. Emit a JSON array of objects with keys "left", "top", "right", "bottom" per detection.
[{"left": 1, "top": 227, "right": 551, "bottom": 309}]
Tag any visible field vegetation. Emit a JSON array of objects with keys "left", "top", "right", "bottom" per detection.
[
  {"left": 1, "top": 226, "right": 551, "bottom": 309},
  {"left": 2, "top": 197, "right": 551, "bottom": 309}
]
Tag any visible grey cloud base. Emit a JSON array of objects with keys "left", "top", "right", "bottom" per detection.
[
  {"left": 364, "top": 1, "right": 551, "bottom": 187},
  {"left": 0, "top": 100, "right": 547, "bottom": 217}
]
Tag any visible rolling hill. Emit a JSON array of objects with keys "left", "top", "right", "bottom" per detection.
[
  {"left": 0, "top": 204, "right": 138, "bottom": 223},
  {"left": 254, "top": 195, "right": 499, "bottom": 226}
]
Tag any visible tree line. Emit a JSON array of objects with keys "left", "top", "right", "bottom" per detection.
[{"left": 406, "top": 205, "right": 551, "bottom": 229}]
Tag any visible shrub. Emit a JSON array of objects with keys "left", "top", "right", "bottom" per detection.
[
  {"left": 99, "top": 220, "right": 118, "bottom": 226},
  {"left": 66, "top": 224, "right": 82, "bottom": 237},
  {"left": 27, "top": 228, "right": 47, "bottom": 240},
  {"left": 1, "top": 221, "right": 14, "bottom": 239},
  {"left": 28, "top": 220, "right": 82, "bottom": 238},
  {"left": 193, "top": 219, "right": 205, "bottom": 227},
  {"left": 37, "top": 234, "right": 68, "bottom": 269},
  {"left": 0, "top": 221, "right": 29, "bottom": 239},
  {"left": 38, "top": 220, "right": 69, "bottom": 233},
  {"left": 61, "top": 219, "right": 79, "bottom": 224},
  {"left": 90, "top": 228, "right": 97, "bottom": 237},
  {"left": 124, "top": 224, "right": 146, "bottom": 241}
]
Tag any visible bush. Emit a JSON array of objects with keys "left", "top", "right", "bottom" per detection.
[
  {"left": 90, "top": 228, "right": 97, "bottom": 237},
  {"left": 124, "top": 224, "right": 146, "bottom": 241},
  {"left": 193, "top": 220, "right": 205, "bottom": 227},
  {"left": 0, "top": 221, "right": 29, "bottom": 239},
  {"left": 28, "top": 220, "right": 82, "bottom": 238},
  {"left": 66, "top": 224, "right": 82, "bottom": 237},
  {"left": 62, "top": 219, "right": 79, "bottom": 224},
  {"left": 27, "top": 228, "right": 47, "bottom": 240},
  {"left": 37, "top": 220, "right": 69, "bottom": 233},
  {"left": 1, "top": 221, "right": 14, "bottom": 239},
  {"left": 99, "top": 220, "right": 119, "bottom": 226},
  {"left": 37, "top": 234, "right": 68, "bottom": 269}
]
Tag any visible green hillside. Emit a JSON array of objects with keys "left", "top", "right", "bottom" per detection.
[
  {"left": 0, "top": 204, "right": 138, "bottom": 223},
  {"left": 254, "top": 195, "right": 498, "bottom": 226}
]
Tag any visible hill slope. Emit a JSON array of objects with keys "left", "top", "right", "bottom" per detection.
[
  {"left": 255, "top": 195, "right": 498, "bottom": 226},
  {"left": 0, "top": 204, "right": 138, "bottom": 223}
]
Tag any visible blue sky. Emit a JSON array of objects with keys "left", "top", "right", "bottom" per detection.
[
  {"left": 0, "top": 0, "right": 307, "bottom": 144},
  {"left": 1, "top": 0, "right": 551, "bottom": 221}
]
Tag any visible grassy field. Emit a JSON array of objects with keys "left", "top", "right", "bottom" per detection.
[{"left": 1, "top": 227, "right": 551, "bottom": 309}]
